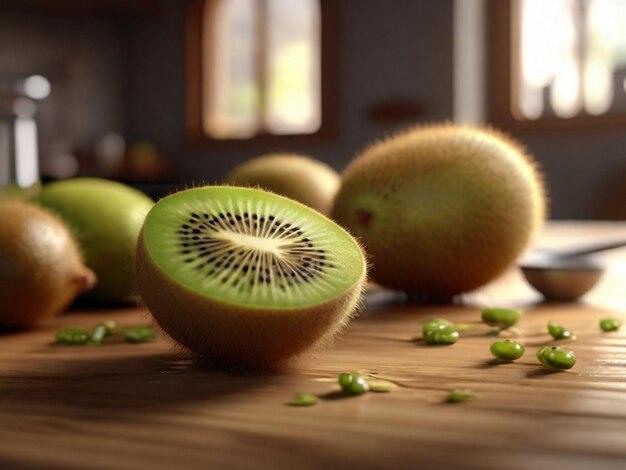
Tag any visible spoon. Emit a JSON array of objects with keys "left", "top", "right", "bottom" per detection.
[{"left": 519, "top": 239, "right": 626, "bottom": 301}]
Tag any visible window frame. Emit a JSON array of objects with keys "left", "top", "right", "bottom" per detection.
[
  {"left": 186, "top": 0, "right": 338, "bottom": 147},
  {"left": 487, "top": 0, "right": 626, "bottom": 134}
]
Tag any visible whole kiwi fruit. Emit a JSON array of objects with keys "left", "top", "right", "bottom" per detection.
[
  {"left": 0, "top": 200, "right": 96, "bottom": 329},
  {"left": 136, "top": 186, "right": 366, "bottom": 371},
  {"left": 223, "top": 153, "right": 341, "bottom": 215},
  {"left": 332, "top": 123, "right": 546, "bottom": 299},
  {"left": 38, "top": 178, "right": 153, "bottom": 304}
]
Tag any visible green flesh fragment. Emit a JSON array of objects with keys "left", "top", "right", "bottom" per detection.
[
  {"left": 287, "top": 393, "right": 319, "bottom": 407},
  {"left": 447, "top": 389, "right": 476, "bottom": 403},
  {"left": 490, "top": 340, "right": 525, "bottom": 361},
  {"left": 143, "top": 187, "right": 365, "bottom": 309},
  {"left": 547, "top": 321, "right": 573, "bottom": 340},
  {"left": 89, "top": 324, "right": 108, "bottom": 345},
  {"left": 365, "top": 378, "right": 396, "bottom": 393},
  {"left": 424, "top": 325, "right": 459, "bottom": 345},
  {"left": 56, "top": 328, "right": 89, "bottom": 345},
  {"left": 600, "top": 318, "right": 621, "bottom": 332},
  {"left": 123, "top": 326, "right": 155, "bottom": 343},
  {"left": 481, "top": 308, "right": 522, "bottom": 328}
]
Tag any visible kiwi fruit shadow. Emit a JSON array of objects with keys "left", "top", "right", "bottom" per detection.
[{"left": 0, "top": 353, "right": 279, "bottom": 421}]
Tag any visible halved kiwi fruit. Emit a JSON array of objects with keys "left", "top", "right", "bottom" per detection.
[{"left": 137, "top": 186, "right": 366, "bottom": 370}]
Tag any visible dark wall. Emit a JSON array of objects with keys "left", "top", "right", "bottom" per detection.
[
  {"left": 519, "top": 132, "right": 626, "bottom": 220},
  {"left": 0, "top": 8, "right": 125, "bottom": 155},
  {"left": 4, "top": 0, "right": 623, "bottom": 219},
  {"left": 122, "top": 0, "right": 454, "bottom": 183}
]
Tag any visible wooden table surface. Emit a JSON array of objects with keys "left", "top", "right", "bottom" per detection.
[{"left": 1, "top": 222, "right": 626, "bottom": 470}]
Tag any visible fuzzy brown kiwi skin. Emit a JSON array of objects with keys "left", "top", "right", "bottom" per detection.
[
  {"left": 136, "top": 226, "right": 366, "bottom": 372},
  {"left": 0, "top": 200, "right": 96, "bottom": 329},
  {"left": 331, "top": 122, "right": 547, "bottom": 299},
  {"left": 223, "top": 153, "right": 341, "bottom": 216}
]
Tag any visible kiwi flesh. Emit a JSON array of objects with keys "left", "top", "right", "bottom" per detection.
[
  {"left": 223, "top": 153, "right": 341, "bottom": 215},
  {"left": 332, "top": 123, "right": 546, "bottom": 300},
  {"left": 0, "top": 200, "right": 96, "bottom": 329},
  {"left": 137, "top": 186, "right": 366, "bottom": 370}
]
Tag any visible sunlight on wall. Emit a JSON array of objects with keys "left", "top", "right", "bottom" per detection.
[
  {"left": 516, "top": 0, "right": 626, "bottom": 120},
  {"left": 203, "top": 0, "right": 320, "bottom": 139}
]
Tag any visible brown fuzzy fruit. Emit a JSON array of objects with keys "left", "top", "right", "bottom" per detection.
[
  {"left": 332, "top": 123, "right": 546, "bottom": 299},
  {"left": 223, "top": 153, "right": 341, "bottom": 215},
  {"left": 0, "top": 200, "right": 96, "bottom": 329}
]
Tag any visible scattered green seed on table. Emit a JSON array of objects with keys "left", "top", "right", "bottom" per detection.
[
  {"left": 481, "top": 308, "right": 523, "bottom": 329},
  {"left": 339, "top": 372, "right": 369, "bottom": 394},
  {"left": 346, "top": 376, "right": 370, "bottom": 395},
  {"left": 537, "top": 346, "right": 576, "bottom": 370},
  {"left": 424, "top": 325, "right": 459, "bottom": 345},
  {"left": 447, "top": 389, "right": 476, "bottom": 403},
  {"left": 89, "top": 324, "right": 108, "bottom": 345},
  {"left": 454, "top": 323, "right": 473, "bottom": 332},
  {"left": 536, "top": 346, "right": 551, "bottom": 367},
  {"left": 338, "top": 372, "right": 355, "bottom": 390},
  {"left": 55, "top": 328, "right": 89, "bottom": 346},
  {"left": 547, "top": 321, "right": 573, "bottom": 340},
  {"left": 544, "top": 347, "right": 576, "bottom": 369},
  {"left": 422, "top": 318, "right": 453, "bottom": 336},
  {"left": 123, "top": 325, "right": 155, "bottom": 343},
  {"left": 490, "top": 339, "right": 525, "bottom": 361},
  {"left": 600, "top": 318, "right": 621, "bottom": 332},
  {"left": 102, "top": 320, "right": 117, "bottom": 335},
  {"left": 287, "top": 393, "right": 318, "bottom": 407},
  {"left": 365, "top": 378, "right": 396, "bottom": 393}
]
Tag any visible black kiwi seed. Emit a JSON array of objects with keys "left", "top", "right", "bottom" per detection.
[{"left": 177, "top": 209, "right": 330, "bottom": 288}]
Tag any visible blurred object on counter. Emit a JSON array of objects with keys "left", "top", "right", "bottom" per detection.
[
  {"left": 0, "top": 75, "right": 48, "bottom": 200},
  {"left": 95, "top": 132, "right": 125, "bottom": 176},
  {"left": 40, "top": 151, "right": 79, "bottom": 179},
  {"left": 15, "top": 75, "right": 51, "bottom": 100},
  {"left": 115, "top": 141, "right": 172, "bottom": 181}
]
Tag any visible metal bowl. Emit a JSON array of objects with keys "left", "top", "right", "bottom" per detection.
[{"left": 520, "top": 256, "right": 605, "bottom": 302}]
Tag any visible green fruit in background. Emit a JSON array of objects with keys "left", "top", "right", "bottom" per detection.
[
  {"left": 223, "top": 153, "right": 341, "bottom": 215},
  {"left": 332, "top": 123, "right": 547, "bottom": 299},
  {"left": 0, "top": 200, "right": 95, "bottom": 329},
  {"left": 38, "top": 178, "right": 154, "bottom": 304}
]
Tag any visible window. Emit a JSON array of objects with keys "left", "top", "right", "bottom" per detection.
[
  {"left": 187, "top": 0, "right": 335, "bottom": 143},
  {"left": 488, "top": 0, "right": 626, "bottom": 131}
]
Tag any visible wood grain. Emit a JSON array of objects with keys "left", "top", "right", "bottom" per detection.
[{"left": 1, "top": 222, "right": 626, "bottom": 470}]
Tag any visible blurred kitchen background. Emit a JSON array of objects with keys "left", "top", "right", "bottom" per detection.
[{"left": 1, "top": 0, "right": 626, "bottom": 219}]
